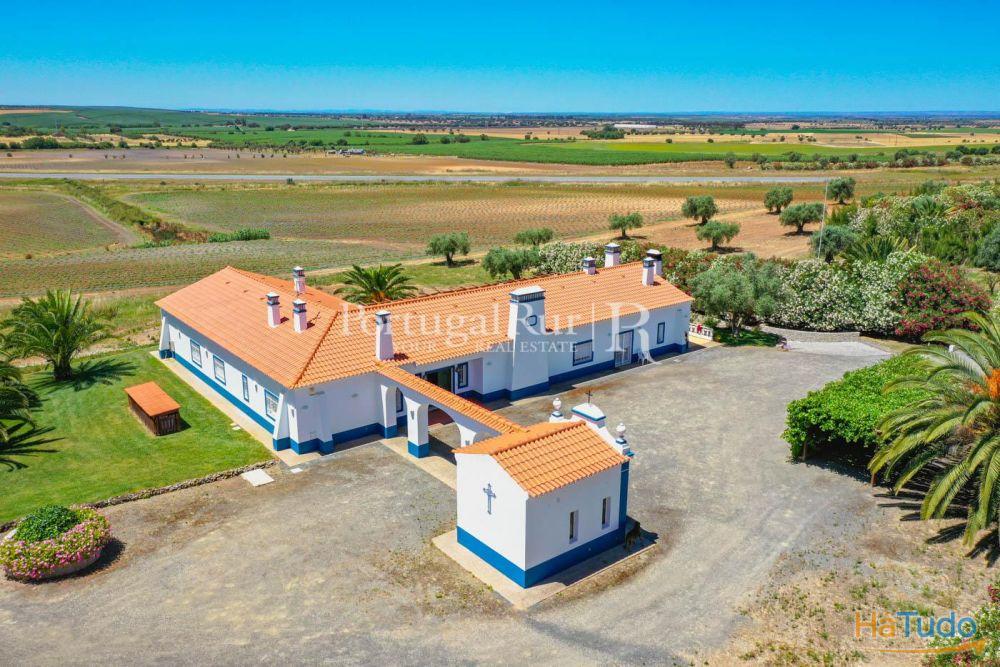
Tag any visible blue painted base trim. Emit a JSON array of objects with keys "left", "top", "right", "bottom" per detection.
[
  {"left": 408, "top": 441, "right": 430, "bottom": 458},
  {"left": 382, "top": 424, "right": 398, "bottom": 438},
  {"left": 174, "top": 353, "right": 274, "bottom": 433},
  {"left": 332, "top": 422, "right": 381, "bottom": 445},
  {"left": 457, "top": 525, "right": 627, "bottom": 588},
  {"left": 272, "top": 437, "right": 291, "bottom": 451},
  {"left": 158, "top": 349, "right": 173, "bottom": 359},
  {"left": 550, "top": 359, "right": 615, "bottom": 385},
  {"left": 509, "top": 380, "right": 550, "bottom": 400},
  {"left": 648, "top": 342, "right": 684, "bottom": 357}
]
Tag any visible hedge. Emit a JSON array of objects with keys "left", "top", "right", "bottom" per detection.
[{"left": 783, "top": 355, "right": 928, "bottom": 464}]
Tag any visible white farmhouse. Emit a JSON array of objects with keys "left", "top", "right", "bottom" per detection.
[
  {"left": 454, "top": 400, "right": 633, "bottom": 587},
  {"left": 155, "top": 248, "right": 691, "bottom": 457}
]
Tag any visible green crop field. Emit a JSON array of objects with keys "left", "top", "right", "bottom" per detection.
[
  {"left": 156, "top": 125, "right": 999, "bottom": 165},
  {"left": 0, "top": 189, "right": 135, "bottom": 257},
  {"left": 122, "top": 183, "right": 758, "bottom": 246},
  {"left": 0, "top": 106, "right": 367, "bottom": 131},
  {"left": 0, "top": 237, "right": 419, "bottom": 296}
]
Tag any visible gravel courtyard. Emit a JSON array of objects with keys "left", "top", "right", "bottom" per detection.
[{"left": 0, "top": 344, "right": 891, "bottom": 665}]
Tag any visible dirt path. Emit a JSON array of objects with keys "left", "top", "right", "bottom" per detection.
[{"left": 50, "top": 191, "right": 140, "bottom": 246}]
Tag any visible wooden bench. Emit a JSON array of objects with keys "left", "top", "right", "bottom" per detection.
[{"left": 124, "top": 382, "right": 181, "bottom": 436}]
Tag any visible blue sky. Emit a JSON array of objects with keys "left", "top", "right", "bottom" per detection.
[{"left": 2, "top": 1, "right": 998, "bottom": 113}]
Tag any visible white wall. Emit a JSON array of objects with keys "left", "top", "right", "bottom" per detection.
[
  {"left": 524, "top": 466, "right": 622, "bottom": 569},
  {"left": 165, "top": 316, "right": 283, "bottom": 432},
  {"left": 456, "top": 454, "right": 528, "bottom": 568}
]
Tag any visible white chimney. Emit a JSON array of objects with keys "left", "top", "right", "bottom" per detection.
[
  {"left": 375, "top": 310, "right": 393, "bottom": 360},
  {"left": 507, "top": 286, "right": 546, "bottom": 338},
  {"left": 604, "top": 242, "right": 621, "bottom": 267},
  {"left": 266, "top": 292, "right": 281, "bottom": 327},
  {"left": 642, "top": 257, "right": 656, "bottom": 286},
  {"left": 292, "top": 266, "right": 306, "bottom": 294},
  {"left": 292, "top": 299, "right": 308, "bottom": 332},
  {"left": 581, "top": 256, "right": 597, "bottom": 276},
  {"left": 646, "top": 249, "right": 663, "bottom": 277}
]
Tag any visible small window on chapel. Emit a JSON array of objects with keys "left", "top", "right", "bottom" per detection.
[{"left": 569, "top": 510, "right": 579, "bottom": 543}]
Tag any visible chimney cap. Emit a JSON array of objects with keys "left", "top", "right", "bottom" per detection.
[
  {"left": 293, "top": 265, "right": 304, "bottom": 273},
  {"left": 582, "top": 256, "right": 596, "bottom": 265},
  {"left": 510, "top": 285, "right": 545, "bottom": 303},
  {"left": 605, "top": 242, "right": 621, "bottom": 251},
  {"left": 642, "top": 257, "right": 655, "bottom": 267},
  {"left": 266, "top": 292, "right": 280, "bottom": 303},
  {"left": 292, "top": 299, "right": 306, "bottom": 311},
  {"left": 646, "top": 248, "right": 662, "bottom": 257},
  {"left": 375, "top": 309, "right": 391, "bottom": 320}
]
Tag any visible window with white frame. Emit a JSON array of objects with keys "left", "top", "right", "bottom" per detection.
[
  {"left": 264, "top": 390, "right": 279, "bottom": 420},
  {"left": 656, "top": 321, "right": 666, "bottom": 345},
  {"left": 213, "top": 355, "right": 226, "bottom": 384},
  {"left": 189, "top": 340, "right": 202, "bottom": 367},
  {"left": 241, "top": 375, "right": 250, "bottom": 401},
  {"left": 569, "top": 510, "right": 579, "bottom": 542},
  {"left": 572, "top": 340, "right": 594, "bottom": 366},
  {"left": 455, "top": 362, "right": 469, "bottom": 389},
  {"left": 601, "top": 496, "right": 611, "bottom": 528}
]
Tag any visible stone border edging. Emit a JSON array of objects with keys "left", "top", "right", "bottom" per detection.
[
  {"left": 0, "top": 460, "right": 275, "bottom": 533},
  {"left": 761, "top": 324, "right": 861, "bottom": 343}
]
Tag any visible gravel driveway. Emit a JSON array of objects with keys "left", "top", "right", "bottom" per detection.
[{"left": 0, "top": 344, "right": 888, "bottom": 665}]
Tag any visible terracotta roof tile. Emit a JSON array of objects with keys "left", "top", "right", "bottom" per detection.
[
  {"left": 124, "top": 382, "right": 180, "bottom": 417},
  {"left": 376, "top": 364, "right": 523, "bottom": 434},
  {"left": 157, "top": 262, "right": 691, "bottom": 388},
  {"left": 456, "top": 421, "right": 628, "bottom": 496}
]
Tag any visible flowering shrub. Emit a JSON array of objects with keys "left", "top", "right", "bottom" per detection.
[
  {"left": 927, "top": 580, "right": 1000, "bottom": 665},
  {"left": 894, "top": 260, "right": 991, "bottom": 340},
  {"left": 0, "top": 507, "right": 110, "bottom": 580},
  {"left": 535, "top": 242, "right": 604, "bottom": 275},
  {"left": 770, "top": 251, "right": 928, "bottom": 334}
]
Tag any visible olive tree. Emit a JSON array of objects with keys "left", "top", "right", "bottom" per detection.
[
  {"left": 695, "top": 221, "right": 740, "bottom": 251},
  {"left": 689, "top": 256, "right": 782, "bottom": 337},
  {"left": 426, "top": 232, "right": 471, "bottom": 267},
  {"left": 764, "top": 187, "right": 793, "bottom": 213},
  {"left": 810, "top": 225, "right": 858, "bottom": 262},
  {"left": 608, "top": 212, "right": 644, "bottom": 239},
  {"left": 681, "top": 196, "right": 719, "bottom": 224},
  {"left": 828, "top": 177, "right": 856, "bottom": 204},
  {"left": 779, "top": 202, "right": 824, "bottom": 234},
  {"left": 513, "top": 227, "right": 554, "bottom": 246},
  {"left": 482, "top": 247, "right": 540, "bottom": 280}
]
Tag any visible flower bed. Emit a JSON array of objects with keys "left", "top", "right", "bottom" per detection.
[{"left": 0, "top": 507, "right": 111, "bottom": 581}]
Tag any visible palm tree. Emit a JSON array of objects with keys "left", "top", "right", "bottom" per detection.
[
  {"left": 1, "top": 290, "right": 110, "bottom": 381},
  {"left": 843, "top": 235, "right": 910, "bottom": 263},
  {"left": 872, "top": 312, "right": 1000, "bottom": 547},
  {"left": 0, "top": 358, "right": 38, "bottom": 444},
  {"left": 334, "top": 264, "right": 417, "bottom": 305}
]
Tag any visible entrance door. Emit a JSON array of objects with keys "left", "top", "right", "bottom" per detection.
[
  {"left": 427, "top": 367, "right": 453, "bottom": 392},
  {"left": 614, "top": 330, "right": 634, "bottom": 368}
]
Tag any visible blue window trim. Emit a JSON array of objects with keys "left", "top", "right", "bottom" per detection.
[
  {"left": 241, "top": 374, "right": 250, "bottom": 402},
  {"left": 572, "top": 340, "right": 594, "bottom": 366},
  {"left": 213, "top": 355, "right": 226, "bottom": 385},
  {"left": 264, "top": 390, "right": 278, "bottom": 421},
  {"left": 189, "top": 340, "right": 202, "bottom": 367},
  {"left": 455, "top": 362, "right": 469, "bottom": 389},
  {"left": 656, "top": 322, "right": 666, "bottom": 345}
]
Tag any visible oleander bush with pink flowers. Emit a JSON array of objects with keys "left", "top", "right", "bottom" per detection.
[{"left": 0, "top": 506, "right": 111, "bottom": 580}]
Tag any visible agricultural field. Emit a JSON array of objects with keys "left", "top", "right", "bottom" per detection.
[
  {"left": 0, "top": 189, "right": 136, "bottom": 257},
  {"left": 122, "top": 183, "right": 760, "bottom": 246},
  {"left": 0, "top": 238, "right": 416, "bottom": 297}
]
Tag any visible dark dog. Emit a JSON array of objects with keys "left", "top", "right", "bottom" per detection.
[{"left": 624, "top": 520, "right": 641, "bottom": 551}]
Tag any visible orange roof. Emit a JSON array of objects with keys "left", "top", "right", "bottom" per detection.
[
  {"left": 377, "top": 364, "right": 523, "bottom": 435},
  {"left": 455, "top": 421, "right": 628, "bottom": 497},
  {"left": 156, "top": 262, "right": 691, "bottom": 388},
  {"left": 124, "top": 381, "right": 181, "bottom": 417}
]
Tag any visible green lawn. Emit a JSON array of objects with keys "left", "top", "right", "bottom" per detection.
[
  {"left": 0, "top": 349, "right": 271, "bottom": 523},
  {"left": 311, "top": 259, "right": 493, "bottom": 291}
]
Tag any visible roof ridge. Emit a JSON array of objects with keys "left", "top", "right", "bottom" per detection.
[
  {"left": 384, "top": 261, "right": 643, "bottom": 308},
  {"left": 293, "top": 307, "right": 345, "bottom": 387},
  {"left": 459, "top": 420, "right": 582, "bottom": 456}
]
